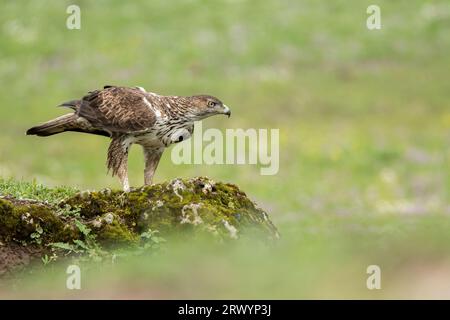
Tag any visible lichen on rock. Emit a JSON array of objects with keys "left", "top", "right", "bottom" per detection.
[{"left": 0, "top": 177, "right": 279, "bottom": 275}]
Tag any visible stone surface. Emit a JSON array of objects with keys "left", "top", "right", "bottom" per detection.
[{"left": 0, "top": 177, "right": 279, "bottom": 276}]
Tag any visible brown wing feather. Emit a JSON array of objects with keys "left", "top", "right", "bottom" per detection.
[{"left": 77, "top": 86, "right": 156, "bottom": 133}]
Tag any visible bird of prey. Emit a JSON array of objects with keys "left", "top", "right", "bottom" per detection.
[{"left": 26, "top": 85, "right": 231, "bottom": 191}]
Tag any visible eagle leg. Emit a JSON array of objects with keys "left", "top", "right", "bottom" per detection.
[
  {"left": 107, "top": 135, "right": 132, "bottom": 192},
  {"left": 143, "top": 147, "right": 164, "bottom": 186}
]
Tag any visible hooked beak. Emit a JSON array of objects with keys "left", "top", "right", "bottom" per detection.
[{"left": 222, "top": 105, "right": 231, "bottom": 118}]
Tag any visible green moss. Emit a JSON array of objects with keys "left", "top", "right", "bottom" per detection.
[
  {"left": 1, "top": 177, "right": 279, "bottom": 247},
  {"left": 0, "top": 199, "right": 16, "bottom": 236},
  {"left": 0, "top": 177, "right": 279, "bottom": 276},
  {"left": 0, "top": 198, "right": 77, "bottom": 243},
  {"left": 96, "top": 214, "right": 139, "bottom": 246}
]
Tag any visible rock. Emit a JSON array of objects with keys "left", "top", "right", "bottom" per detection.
[{"left": 0, "top": 177, "right": 279, "bottom": 276}]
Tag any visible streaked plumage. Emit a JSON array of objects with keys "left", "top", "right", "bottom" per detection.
[{"left": 26, "top": 85, "right": 231, "bottom": 191}]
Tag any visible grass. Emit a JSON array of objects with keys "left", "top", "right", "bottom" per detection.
[
  {"left": 0, "top": 178, "right": 77, "bottom": 204},
  {"left": 0, "top": 0, "right": 449, "bottom": 298}
]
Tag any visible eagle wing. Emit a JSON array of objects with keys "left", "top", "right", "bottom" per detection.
[{"left": 77, "top": 86, "right": 156, "bottom": 133}]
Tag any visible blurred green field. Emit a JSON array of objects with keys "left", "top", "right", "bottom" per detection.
[{"left": 0, "top": 0, "right": 449, "bottom": 298}]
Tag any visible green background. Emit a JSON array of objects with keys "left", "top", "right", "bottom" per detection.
[{"left": 0, "top": 0, "right": 449, "bottom": 298}]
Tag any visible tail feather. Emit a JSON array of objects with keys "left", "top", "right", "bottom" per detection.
[
  {"left": 58, "top": 100, "right": 81, "bottom": 111},
  {"left": 26, "top": 113, "right": 78, "bottom": 137}
]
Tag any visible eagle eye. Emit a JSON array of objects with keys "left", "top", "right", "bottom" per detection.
[{"left": 207, "top": 100, "right": 216, "bottom": 108}]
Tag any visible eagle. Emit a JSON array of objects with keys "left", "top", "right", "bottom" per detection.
[{"left": 26, "top": 85, "right": 231, "bottom": 191}]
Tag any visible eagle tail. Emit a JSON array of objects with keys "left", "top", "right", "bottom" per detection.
[
  {"left": 58, "top": 99, "right": 81, "bottom": 111},
  {"left": 26, "top": 113, "right": 78, "bottom": 137}
]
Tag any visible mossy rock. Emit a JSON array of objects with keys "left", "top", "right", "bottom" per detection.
[
  {"left": 0, "top": 177, "right": 279, "bottom": 275},
  {"left": 63, "top": 177, "right": 279, "bottom": 242}
]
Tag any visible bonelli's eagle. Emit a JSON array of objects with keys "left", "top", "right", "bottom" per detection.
[{"left": 27, "top": 85, "right": 231, "bottom": 191}]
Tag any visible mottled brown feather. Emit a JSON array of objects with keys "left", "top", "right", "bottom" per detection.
[{"left": 77, "top": 86, "right": 156, "bottom": 133}]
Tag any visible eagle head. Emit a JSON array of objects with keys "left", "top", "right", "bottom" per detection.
[{"left": 188, "top": 95, "right": 231, "bottom": 120}]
